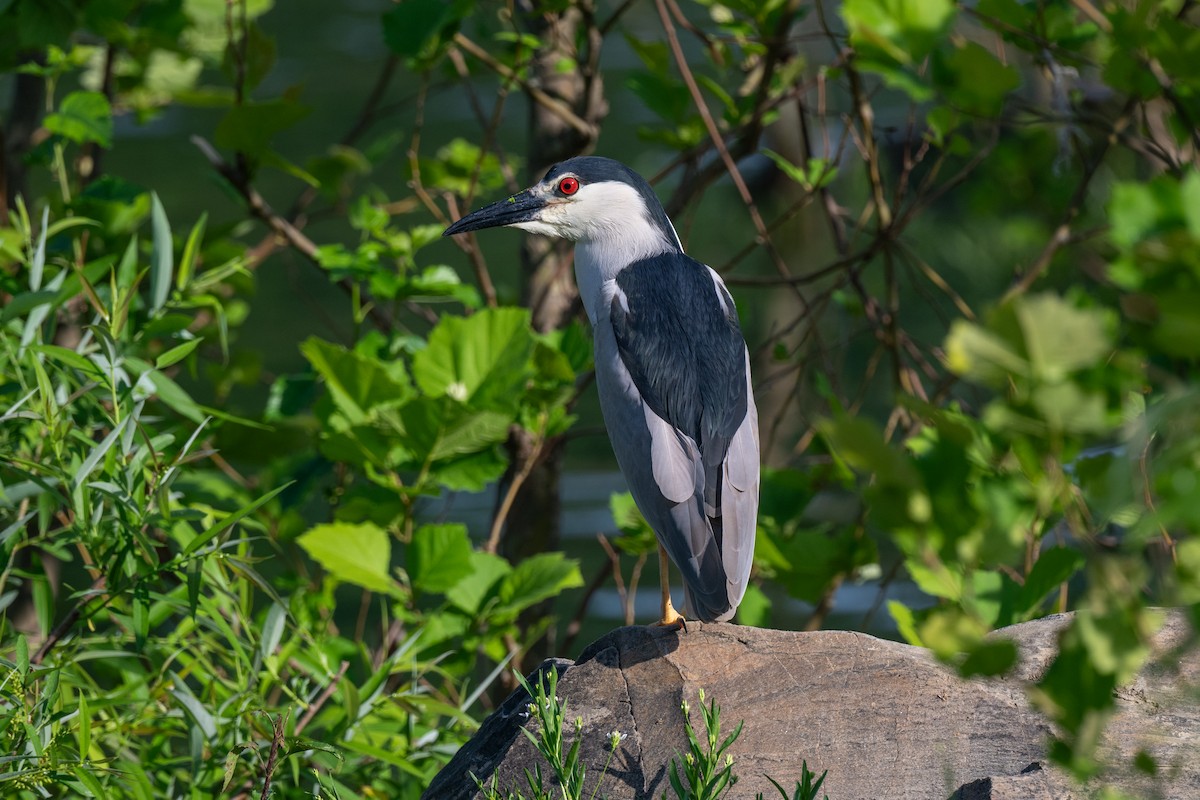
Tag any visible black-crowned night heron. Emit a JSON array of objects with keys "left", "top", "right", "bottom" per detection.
[{"left": 444, "top": 156, "right": 759, "bottom": 627}]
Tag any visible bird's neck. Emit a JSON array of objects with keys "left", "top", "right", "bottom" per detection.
[{"left": 575, "top": 231, "right": 676, "bottom": 324}]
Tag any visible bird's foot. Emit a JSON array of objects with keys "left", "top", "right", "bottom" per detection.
[{"left": 653, "top": 602, "right": 688, "bottom": 632}]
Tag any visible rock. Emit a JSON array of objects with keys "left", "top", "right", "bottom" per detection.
[{"left": 424, "top": 612, "right": 1199, "bottom": 800}]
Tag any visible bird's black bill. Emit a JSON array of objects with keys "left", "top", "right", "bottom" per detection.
[{"left": 442, "top": 189, "right": 544, "bottom": 237}]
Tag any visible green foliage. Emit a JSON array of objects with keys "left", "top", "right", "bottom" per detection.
[
  {"left": 757, "top": 762, "right": 829, "bottom": 800},
  {"left": 42, "top": 90, "right": 113, "bottom": 148},
  {"left": 667, "top": 689, "right": 742, "bottom": 800},
  {"left": 517, "top": 667, "right": 588, "bottom": 799}
]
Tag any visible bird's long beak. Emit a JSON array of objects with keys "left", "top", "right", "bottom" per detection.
[{"left": 443, "top": 189, "right": 546, "bottom": 237}]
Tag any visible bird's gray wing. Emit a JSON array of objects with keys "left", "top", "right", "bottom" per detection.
[{"left": 597, "top": 254, "right": 759, "bottom": 622}]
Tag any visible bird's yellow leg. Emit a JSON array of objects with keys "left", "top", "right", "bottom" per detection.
[{"left": 654, "top": 545, "right": 687, "bottom": 630}]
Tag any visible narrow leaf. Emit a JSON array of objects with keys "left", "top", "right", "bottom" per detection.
[
  {"left": 149, "top": 193, "right": 172, "bottom": 313},
  {"left": 183, "top": 482, "right": 292, "bottom": 556},
  {"left": 259, "top": 601, "right": 287, "bottom": 661},
  {"left": 78, "top": 693, "right": 91, "bottom": 761},
  {"left": 72, "top": 415, "right": 131, "bottom": 490},
  {"left": 30, "top": 206, "right": 48, "bottom": 290},
  {"left": 177, "top": 212, "right": 207, "bottom": 291},
  {"left": 155, "top": 337, "right": 203, "bottom": 369}
]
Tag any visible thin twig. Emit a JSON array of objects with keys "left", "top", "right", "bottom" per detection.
[
  {"left": 294, "top": 660, "right": 350, "bottom": 736},
  {"left": 190, "top": 135, "right": 395, "bottom": 332},
  {"left": 258, "top": 714, "right": 285, "bottom": 800},
  {"left": 655, "top": 0, "right": 817, "bottom": 337},
  {"left": 485, "top": 424, "right": 546, "bottom": 554},
  {"left": 444, "top": 194, "right": 499, "bottom": 308},
  {"left": 452, "top": 33, "right": 597, "bottom": 140}
]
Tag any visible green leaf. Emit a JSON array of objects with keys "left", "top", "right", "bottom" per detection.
[
  {"left": 1020, "top": 547, "right": 1085, "bottom": 618},
  {"left": 889, "top": 600, "right": 923, "bottom": 646},
  {"left": 819, "top": 415, "right": 919, "bottom": 488},
  {"left": 382, "top": 0, "right": 450, "bottom": 58},
  {"left": 222, "top": 22, "right": 276, "bottom": 91},
  {"left": 0, "top": 290, "right": 58, "bottom": 324},
  {"left": 431, "top": 448, "right": 509, "bottom": 492},
  {"left": 222, "top": 744, "right": 255, "bottom": 793},
  {"left": 774, "top": 525, "right": 871, "bottom": 604},
  {"left": 298, "top": 521, "right": 396, "bottom": 594},
  {"left": 1151, "top": 291, "right": 1200, "bottom": 358},
  {"left": 495, "top": 552, "right": 583, "bottom": 617},
  {"left": 155, "top": 337, "right": 203, "bottom": 369},
  {"left": 609, "top": 491, "right": 657, "bottom": 555},
  {"left": 76, "top": 175, "right": 151, "bottom": 234},
  {"left": 72, "top": 415, "right": 131, "bottom": 490},
  {"left": 412, "top": 307, "right": 535, "bottom": 411},
  {"left": 213, "top": 99, "right": 311, "bottom": 157},
  {"left": 170, "top": 681, "right": 217, "bottom": 739},
  {"left": 15, "top": 634, "right": 29, "bottom": 678},
  {"left": 735, "top": 583, "right": 771, "bottom": 627},
  {"left": 399, "top": 397, "right": 512, "bottom": 462},
  {"left": 44, "top": 90, "right": 113, "bottom": 147},
  {"left": 958, "top": 638, "right": 1018, "bottom": 677},
  {"left": 919, "top": 606, "right": 986, "bottom": 660},
  {"left": 446, "top": 550, "right": 511, "bottom": 615},
  {"left": 1014, "top": 294, "right": 1111, "bottom": 380},
  {"left": 149, "top": 192, "right": 173, "bottom": 314},
  {"left": 126, "top": 358, "right": 206, "bottom": 423},
  {"left": 183, "top": 482, "right": 292, "bottom": 556},
  {"left": 177, "top": 213, "right": 207, "bottom": 291},
  {"left": 944, "top": 318, "right": 1027, "bottom": 385},
  {"left": 409, "top": 523, "right": 474, "bottom": 593},
  {"left": 301, "top": 337, "right": 413, "bottom": 424},
  {"left": 1181, "top": 170, "right": 1200, "bottom": 239},
  {"left": 259, "top": 601, "right": 287, "bottom": 660},
  {"left": 264, "top": 373, "right": 317, "bottom": 421},
  {"left": 842, "top": 0, "right": 956, "bottom": 64},
  {"left": 933, "top": 41, "right": 1021, "bottom": 116}
]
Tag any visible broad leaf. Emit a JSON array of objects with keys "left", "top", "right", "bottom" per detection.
[
  {"left": 446, "top": 550, "right": 511, "bottom": 615},
  {"left": 399, "top": 396, "right": 512, "bottom": 463},
  {"left": 843, "top": 0, "right": 956, "bottom": 64},
  {"left": 382, "top": 0, "right": 450, "bottom": 58},
  {"left": 1014, "top": 294, "right": 1111, "bottom": 380},
  {"left": 44, "top": 91, "right": 113, "bottom": 147},
  {"left": 214, "top": 99, "right": 311, "bottom": 157},
  {"left": 1020, "top": 547, "right": 1085, "bottom": 619},
  {"left": 298, "top": 521, "right": 396, "bottom": 594},
  {"left": 301, "top": 337, "right": 413, "bottom": 424},
  {"left": 494, "top": 552, "right": 583, "bottom": 618},
  {"left": 958, "top": 639, "right": 1018, "bottom": 677},
  {"left": 411, "top": 307, "right": 534, "bottom": 411},
  {"left": 409, "top": 524, "right": 474, "bottom": 593}
]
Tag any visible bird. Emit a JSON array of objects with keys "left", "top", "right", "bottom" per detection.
[{"left": 444, "top": 156, "right": 759, "bottom": 626}]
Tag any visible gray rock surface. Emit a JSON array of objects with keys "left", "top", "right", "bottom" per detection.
[{"left": 424, "top": 612, "right": 1198, "bottom": 799}]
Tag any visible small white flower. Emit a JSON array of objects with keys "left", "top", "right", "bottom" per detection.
[
  {"left": 447, "top": 381, "right": 468, "bottom": 401},
  {"left": 607, "top": 730, "right": 627, "bottom": 750}
]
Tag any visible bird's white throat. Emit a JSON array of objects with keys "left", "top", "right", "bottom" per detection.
[{"left": 545, "top": 181, "right": 681, "bottom": 323}]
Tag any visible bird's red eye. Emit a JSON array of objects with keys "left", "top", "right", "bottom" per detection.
[{"left": 558, "top": 177, "right": 580, "bottom": 196}]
